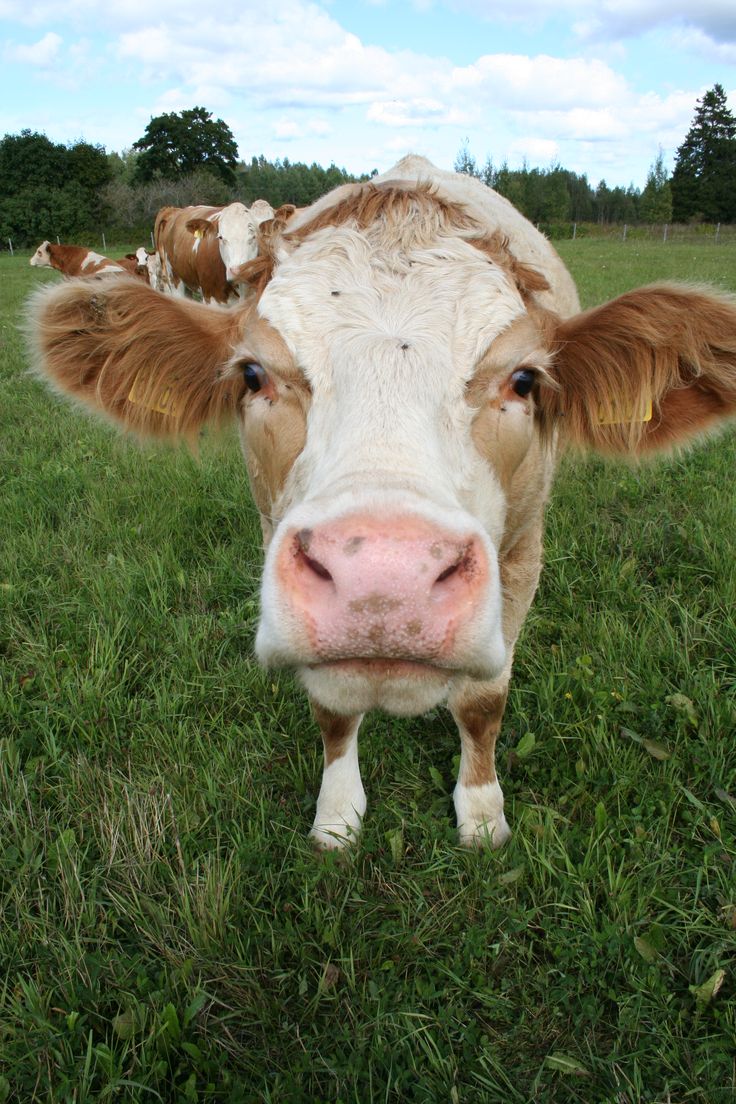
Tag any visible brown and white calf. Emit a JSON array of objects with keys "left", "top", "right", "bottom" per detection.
[
  {"left": 27, "top": 156, "right": 736, "bottom": 850},
  {"left": 30, "top": 241, "right": 127, "bottom": 278},
  {"left": 154, "top": 200, "right": 274, "bottom": 303}
]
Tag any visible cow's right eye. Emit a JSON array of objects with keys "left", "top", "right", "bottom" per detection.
[{"left": 242, "top": 362, "right": 267, "bottom": 393}]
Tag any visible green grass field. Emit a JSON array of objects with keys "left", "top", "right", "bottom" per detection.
[{"left": 1, "top": 241, "right": 735, "bottom": 1102}]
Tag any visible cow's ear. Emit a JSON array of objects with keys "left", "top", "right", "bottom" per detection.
[
  {"left": 541, "top": 285, "right": 736, "bottom": 455},
  {"left": 26, "top": 278, "right": 245, "bottom": 439},
  {"left": 186, "top": 217, "right": 215, "bottom": 237}
]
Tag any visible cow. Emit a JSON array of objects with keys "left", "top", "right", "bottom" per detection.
[
  {"left": 154, "top": 200, "right": 274, "bottom": 303},
  {"left": 129, "top": 247, "right": 164, "bottom": 290},
  {"left": 26, "top": 156, "right": 736, "bottom": 852},
  {"left": 114, "top": 251, "right": 156, "bottom": 282},
  {"left": 29, "top": 241, "right": 127, "bottom": 278}
]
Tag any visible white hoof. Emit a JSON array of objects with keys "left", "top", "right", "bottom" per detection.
[
  {"left": 310, "top": 753, "right": 366, "bottom": 850},
  {"left": 454, "top": 780, "right": 511, "bottom": 849}
]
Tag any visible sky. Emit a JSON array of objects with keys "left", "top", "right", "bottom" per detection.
[{"left": 1, "top": 0, "right": 735, "bottom": 190}]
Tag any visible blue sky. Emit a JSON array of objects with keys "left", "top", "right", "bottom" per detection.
[{"left": 1, "top": 0, "right": 735, "bottom": 188}]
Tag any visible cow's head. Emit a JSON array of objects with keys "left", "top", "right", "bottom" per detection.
[
  {"left": 186, "top": 201, "right": 275, "bottom": 282},
  {"left": 26, "top": 183, "right": 736, "bottom": 721},
  {"left": 30, "top": 241, "right": 52, "bottom": 267}
]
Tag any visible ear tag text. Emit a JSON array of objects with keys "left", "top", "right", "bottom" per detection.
[
  {"left": 596, "top": 397, "right": 653, "bottom": 425},
  {"left": 127, "top": 373, "right": 180, "bottom": 418}
]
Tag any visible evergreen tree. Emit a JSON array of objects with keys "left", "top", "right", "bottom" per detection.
[
  {"left": 671, "top": 84, "right": 736, "bottom": 222},
  {"left": 640, "top": 150, "right": 673, "bottom": 223}
]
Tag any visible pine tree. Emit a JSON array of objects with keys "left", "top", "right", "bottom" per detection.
[
  {"left": 640, "top": 150, "right": 673, "bottom": 223},
  {"left": 671, "top": 84, "right": 736, "bottom": 222}
]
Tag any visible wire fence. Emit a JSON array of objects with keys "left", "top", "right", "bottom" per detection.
[
  {"left": 6, "top": 223, "right": 736, "bottom": 255},
  {"left": 545, "top": 222, "right": 736, "bottom": 244}
]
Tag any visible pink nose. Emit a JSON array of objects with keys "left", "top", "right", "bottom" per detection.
[{"left": 275, "top": 513, "right": 489, "bottom": 664}]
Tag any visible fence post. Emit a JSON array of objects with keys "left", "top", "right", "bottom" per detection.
[
  {"left": 572, "top": 222, "right": 577, "bottom": 240},
  {"left": 102, "top": 232, "right": 107, "bottom": 252},
  {"left": 7, "top": 239, "right": 13, "bottom": 256},
  {"left": 663, "top": 224, "right": 668, "bottom": 243},
  {"left": 715, "top": 223, "right": 721, "bottom": 244},
  {"left": 622, "top": 224, "right": 627, "bottom": 241}
]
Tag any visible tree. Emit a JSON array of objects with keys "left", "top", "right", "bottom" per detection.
[
  {"left": 132, "top": 107, "right": 239, "bottom": 185},
  {"left": 0, "top": 130, "right": 68, "bottom": 191},
  {"left": 640, "top": 150, "right": 673, "bottom": 223},
  {"left": 0, "top": 131, "right": 114, "bottom": 245},
  {"left": 671, "top": 84, "right": 736, "bottom": 222},
  {"left": 454, "top": 142, "right": 480, "bottom": 178},
  {"left": 66, "top": 140, "right": 112, "bottom": 192}
]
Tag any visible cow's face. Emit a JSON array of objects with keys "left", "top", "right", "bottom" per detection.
[
  {"left": 216, "top": 203, "right": 273, "bottom": 282},
  {"left": 30, "top": 241, "right": 52, "bottom": 267},
  {"left": 230, "top": 196, "right": 553, "bottom": 715}
]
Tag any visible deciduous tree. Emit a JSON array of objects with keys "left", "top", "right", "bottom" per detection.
[{"left": 132, "top": 107, "right": 239, "bottom": 185}]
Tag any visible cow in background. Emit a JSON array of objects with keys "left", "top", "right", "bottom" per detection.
[
  {"left": 131, "top": 247, "right": 164, "bottom": 291},
  {"left": 154, "top": 200, "right": 275, "bottom": 303},
  {"left": 30, "top": 241, "right": 127, "bottom": 278}
]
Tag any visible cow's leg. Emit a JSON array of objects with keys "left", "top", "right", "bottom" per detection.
[
  {"left": 449, "top": 523, "right": 544, "bottom": 847},
  {"left": 449, "top": 680, "right": 511, "bottom": 848},
  {"left": 309, "top": 701, "right": 366, "bottom": 850}
]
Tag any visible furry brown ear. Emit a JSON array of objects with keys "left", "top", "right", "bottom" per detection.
[
  {"left": 541, "top": 284, "right": 736, "bottom": 455},
  {"left": 26, "top": 277, "right": 246, "bottom": 439},
  {"left": 185, "top": 217, "right": 215, "bottom": 237}
]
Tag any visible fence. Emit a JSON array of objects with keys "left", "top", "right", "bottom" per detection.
[
  {"left": 5, "top": 223, "right": 736, "bottom": 254},
  {"left": 545, "top": 222, "right": 736, "bottom": 244}
]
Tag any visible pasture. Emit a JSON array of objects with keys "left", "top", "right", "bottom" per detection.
[{"left": 1, "top": 240, "right": 735, "bottom": 1102}]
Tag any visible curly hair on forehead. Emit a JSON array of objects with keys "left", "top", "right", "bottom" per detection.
[{"left": 234, "top": 183, "right": 550, "bottom": 302}]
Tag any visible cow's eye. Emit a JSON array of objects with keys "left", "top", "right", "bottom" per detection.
[
  {"left": 242, "top": 362, "right": 268, "bottom": 393},
  {"left": 510, "top": 368, "right": 536, "bottom": 397}
]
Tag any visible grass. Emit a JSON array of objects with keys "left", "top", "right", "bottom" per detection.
[{"left": 1, "top": 241, "right": 735, "bottom": 1102}]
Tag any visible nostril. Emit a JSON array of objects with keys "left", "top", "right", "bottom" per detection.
[
  {"left": 435, "top": 561, "right": 460, "bottom": 584},
  {"left": 433, "top": 542, "right": 476, "bottom": 588},
  {"left": 302, "top": 552, "right": 333, "bottom": 582},
  {"left": 294, "top": 530, "right": 334, "bottom": 582}
]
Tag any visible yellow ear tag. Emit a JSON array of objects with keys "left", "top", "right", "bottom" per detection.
[
  {"left": 596, "top": 397, "right": 653, "bottom": 425},
  {"left": 194, "top": 229, "right": 203, "bottom": 239},
  {"left": 127, "top": 373, "right": 180, "bottom": 418}
]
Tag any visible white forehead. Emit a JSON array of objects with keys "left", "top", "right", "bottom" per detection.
[
  {"left": 258, "top": 224, "right": 526, "bottom": 390},
  {"left": 217, "top": 203, "right": 257, "bottom": 244}
]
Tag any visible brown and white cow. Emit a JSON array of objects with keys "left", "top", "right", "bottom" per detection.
[
  {"left": 30, "top": 241, "right": 127, "bottom": 278},
  {"left": 26, "top": 156, "right": 736, "bottom": 850},
  {"left": 154, "top": 200, "right": 274, "bottom": 303}
]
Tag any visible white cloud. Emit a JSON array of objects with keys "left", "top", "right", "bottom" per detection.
[
  {"left": 434, "top": 0, "right": 736, "bottom": 47},
  {"left": 4, "top": 30, "right": 62, "bottom": 65},
  {"left": 274, "top": 116, "right": 331, "bottom": 139},
  {"left": 508, "top": 136, "right": 559, "bottom": 163},
  {"left": 367, "top": 98, "right": 466, "bottom": 127}
]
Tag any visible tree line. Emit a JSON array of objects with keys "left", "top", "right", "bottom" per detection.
[{"left": 2, "top": 87, "right": 734, "bottom": 249}]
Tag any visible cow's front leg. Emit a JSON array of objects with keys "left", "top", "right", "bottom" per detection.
[
  {"left": 309, "top": 701, "right": 366, "bottom": 850},
  {"left": 449, "top": 681, "right": 511, "bottom": 848}
]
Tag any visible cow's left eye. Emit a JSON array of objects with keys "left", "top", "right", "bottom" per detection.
[
  {"left": 242, "top": 362, "right": 268, "bottom": 393},
  {"left": 510, "top": 368, "right": 536, "bottom": 397}
]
